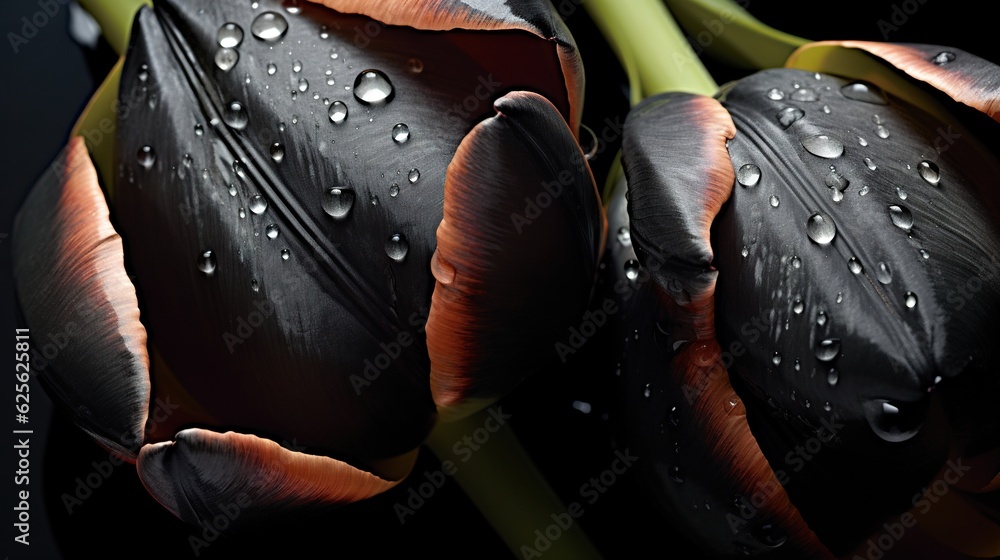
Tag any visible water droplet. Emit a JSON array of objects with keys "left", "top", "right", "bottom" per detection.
[
  {"left": 737, "top": 164, "right": 761, "bottom": 187},
  {"left": 752, "top": 523, "right": 787, "bottom": 548},
  {"left": 328, "top": 101, "right": 348, "bottom": 124},
  {"left": 322, "top": 187, "right": 354, "bottom": 219},
  {"left": 370, "top": 194, "right": 380, "bottom": 206},
  {"left": 136, "top": 145, "right": 155, "bottom": 168},
  {"left": 233, "top": 159, "right": 247, "bottom": 178},
  {"left": 741, "top": 246, "right": 749, "bottom": 258},
  {"left": 864, "top": 399, "right": 925, "bottom": 442},
  {"left": 859, "top": 185, "right": 870, "bottom": 196},
  {"left": 823, "top": 402, "right": 833, "bottom": 412},
  {"left": 643, "top": 384, "right": 651, "bottom": 398},
  {"left": 919, "top": 249, "right": 930, "bottom": 260},
  {"left": 282, "top": 0, "right": 301, "bottom": 13},
  {"left": 932, "top": 51, "right": 956, "bottom": 65},
  {"left": 617, "top": 227, "right": 631, "bottom": 247},
  {"left": 215, "top": 48, "right": 239, "bottom": 71},
  {"left": 876, "top": 125, "right": 890, "bottom": 139},
  {"left": 197, "top": 250, "right": 217, "bottom": 275},
  {"left": 137, "top": 64, "right": 149, "bottom": 82},
  {"left": 388, "top": 184, "right": 399, "bottom": 198},
  {"left": 228, "top": 184, "right": 238, "bottom": 197},
  {"left": 790, "top": 256, "right": 802, "bottom": 269},
  {"left": 297, "top": 78, "right": 309, "bottom": 92},
  {"left": 217, "top": 23, "right": 244, "bottom": 48},
  {"left": 772, "top": 352, "right": 782, "bottom": 366},
  {"left": 766, "top": 88, "right": 785, "bottom": 100},
  {"left": 251, "top": 12, "right": 289, "bottom": 42},
  {"left": 791, "top": 88, "right": 818, "bottom": 102},
  {"left": 794, "top": 360, "right": 801, "bottom": 371},
  {"left": 181, "top": 154, "right": 193, "bottom": 168},
  {"left": 385, "top": 233, "right": 409, "bottom": 262},
  {"left": 858, "top": 136, "right": 868, "bottom": 147},
  {"left": 832, "top": 189, "right": 844, "bottom": 202},
  {"left": 864, "top": 157, "right": 877, "bottom": 171},
  {"left": 823, "top": 105, "right": 831, "bottom": 114},
  {"left": 319, "top": 26, "right": 329, "bottom": 40},
  {"left": 406, "top": 58, "right": 424, "bottom": 74},
  {"left": 802, "top": 134, "right": 844, "bottom": 159},
  {"left": 918, "top": 160, "right": 941, "bottom": 185},
  {"left": 392, "top": 123, "right": 410, "bottom": 143},
  {"left": 280, "top": 249, "right": 291, "bottom": 261},
  {"left": 269, "top": 142, "right": 285, "bottom": 163},
  {"left": 888, "top": 205, "right": 913, "bottom": 231},
  {"left": 624, "top": 259, "right": 641, "bottom": 281},
  {"left": 769, "top": 195, "right": 780, "bottom": 208},
  {"left": 251, "top": 279, "right": 259, "bottom": 292},
  {"left": 806, "top": 212, "right": 837, "bottom": 245},
  {"left": 776, "top": 107, "right": 805, "bottom": 128},
  {"left": 827, "top": 368, "right": 840, "bottom": 386},
  {"left": 239, "top": 208, "right": 246, "bottom": 219},
  {"left": 195, "top": 123, "right": 206, "bottom": 137},
  {"left": 353, "top": 69, "right": 394, "bottom": 105},
  {"left": 876, "top": 262, "right": 893, "bottom": 284},
  {"left": 825, "top": 171, "right": 849, "bottom": 191},
  {"left": 408, "top": 168, "right": 420, "bottom": 184},
  {"left": 793, "top": 299, "right": 804, "bottom": 314},
  {"left": 905, "top": 292, "right": 918, "bottom": 309},
  {"left": 815, "top": 339, "right": 841, "bottom": 362},
  {"left": 841, "top": 81, "right": 888, "bottom": 104},
  {"left": 224, "top": 100, "right": 249, "bottom": 130},
  {"left": 249, "top": 195, "right": 268, "bottom": 214},
  {"left": 848, "top": 257, "right": 863, "bottom": 275},
  {"left": 668, "top": 465, "right": 685, "bottom": 484},
  {"left": 836, "top": 292, "right": 844, "bottom": 304}
]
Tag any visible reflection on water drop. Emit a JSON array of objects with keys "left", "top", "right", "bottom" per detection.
[
  {"left": 224, "top": 100, "right": 249, "bottom": 130},
  {"left": 905, "top": 292, "right": 918, "bottom": 309},
  {"left": 918, "top": 160, "right": 941, "bottom": 185},
  {"left": 802, "top": 134, "right": 844, "bottom": 159},
  {"left": 776, "top": 107, "right": 804, "bottom": 128},
  {"left": 737, "top": 164, "right": 761, "bottom": 187},
  {"left": 322, "top": 187, "right": 354, "bottom": 219},
  {"left": 791, "top": 88, "right": 818, "bottom": 102},
  {"left": 876, "top": 125, "right": 890, "bottom": 139},
  {"left": 408, "top": 168, "right": 420, "bottom": 184},
  {"left": 864, "top": 399, "right": 926, "bottom": 443},
  {"left": 217, "top": 23, "right": 244, "bottom": 48},
  {"left": 265, "top": 223, "right": 279, "bottom": 239},
  {"left": 624, "top": 259, "right": 641, "bottom": 281},
  {"left": 769, "top": 195, "right": 780, "bottom": 208},
  {"left": 876, "top": 262, "right": 893, "bottom": 284},
  {"left": 354, "top": 69, "right": 394, "bottom": 105},
  {"left": 617, "top": 227, "right": 631, "bottom": 247},
  {"left": 137, "top": 145, "right": 155, "bottom": 168},
  {"left": 766, "top": 88, "right": 785, "bottom": 100},
  {"left": 385, "top": 233, "right": 409, "bottom": 262},
  {"left": 406, "top": 58, "right": 424, "bottom": 74},
  {"left": 215, "top": 48, "right": 239, "bottom": 72},
  {"left": 249, "top": 195, "right": 268, "bottom": 214},
  {"left": 807, "top": 212, "right": 837, "bottom": 245},
  {"left": 848, "top": 257, "right": 863, "bottom": 275},
  {"left": 251, "top": 12, "right": 288, "bottom": 42},
  {"left": 816, "top": 339, "right": 840, "bottom": 362},
  {"left": 841, "top": 81, "right": 888, "bottom": 104},
  {"left": 932, "top": 51, "right": 956, "bottom": 65},
  {"left": 392, "top": 123, "right": 411, "bottom": 143},
  {"left": 269, "top": 142, "right": 285, "bottom": 163},
  {"left": 328, "top": 101, "right": 348, "bottom": 124},
  {"left": 197, "top": 250, "right": 217, "bottom": 276},
  {"left": 888, "top": 205, "right": 914, "bottom": 231}
]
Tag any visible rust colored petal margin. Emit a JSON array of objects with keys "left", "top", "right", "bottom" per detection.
[
  {"left": 305, "top": 0, "right": 585, "bottom": 132},
  {"left": 621, "top": 92, "right": 735, "bottom": 337},
  {"left": 12, "top": 136, "right": 150, "bottom": 460},
  {"left": 427, "top": 91, "right": 604, "bottom": 415},
  {"left": 786, "top": 41, "right": 1000, "bottom": 123},
  {"left": 137, "top": 429, "right": 411, "bottom": 528}
]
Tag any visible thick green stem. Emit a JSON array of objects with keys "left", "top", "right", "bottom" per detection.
[
  {"left": 664, "top": 0, "right": 809, "bottom": 70},
  {"left": 425, "top": 407, "right": 603, "bottom": 560},
  {"left": 586, "top": 0, "right": 717, "bottom": 99},
  {"left": 78, "top": 0, "right": 150, "bottom": 55}
]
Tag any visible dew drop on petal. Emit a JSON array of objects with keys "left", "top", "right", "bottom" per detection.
[
  {"left": 215, "top": 48, "right": 239, "bottom": 71},
  {"left": 791, "top": 88, "right": 818, "bottom": 102},
  {"left": 888, "top": 205, "right": 913, "bottom": 231},
  {"left": 905, "top": 292, "right": 918, "bottom": 309},
  {"left": 617, "top": 227, "right": 631, "bottom": 247},
  {"left": 251, "top": 11, "right": 288, "bottom": 42},
  {"left": 137, "top": 145, "right": 155, "bottom": 168},
  {"left": 385, "top": 233, "right": 409, "bottom": 262},
  {"left": 624, "top": 259, "right": 641, "bottom": 281},
  {"left": 408, "top": 168, "right": 420, "bottom": 184},
  {"left": 269, "top": 142, "right": 285, "bottom": 163},
  {"left": 392, "top": 123, "right": 410, "bottom": 143},
  {"left": 802, "top": 135, "right": 844, "bottom": 159},
  {"left": 267, "top": 62, "right": 277, "bottom": 75},
  {"left": 807, "top": 212, "right": 837, "bottom": 244},
  {"left": 864, "top": 157, "right": 877, "bottom": 171},
  {"left": 224, "top": 100, "right": 249, "bottom": 130},
  {"left": 848, "top": 258, "right": 863, "bottom": 275},
  {"left": 876, "top": 262, "right": 893, "bottom": 284},
  {"left": 354, "top": 69, "right": 394, "bottom": 105},
  {"left": 328, "top": 101, "right": 348, "bottom": 124},
  {"left": 918, "top": 160, "right": 941, "bottom": 185},
  {"left": 932, "top": 51, "right": 956, "bottom": 65},
  {"left": 265, "top": 223, "right": 279, "bottom": 239},
  {"left": 841, "top": 81, "right": 888, "bottom": 104},
  {"left": 737, "top": 164, "right": 761, "bottom": 187},
  {"left": 769, "top": 195, "right": 780, "bottom": 208},
  {"left": 864, "top": 399, "right": 925, "bottom": 443},
  {"left": 766, "top": 88, "right": 785, "bottom": 100},
  {"left": 322, "top": 187, "right": 354, "bottom": 219},
  {"left": 197, "top": 250, "right": 217, "bottom": 275},
  {"left": 816, "top": 339, "right": 841, "bottom": 362},
  {"left": 876, "top": 125, "right": 890, "bottom": 139},
  {"left": 217, "top": 23, "right": 244, "bottom": 48},
  {"left": 249, "top": 195, "right": 268, "bottom": 215},
  {"left": 776, "top": 107, "right": 804, "bottom": 128}
]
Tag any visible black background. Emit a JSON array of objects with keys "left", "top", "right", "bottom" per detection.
[{"left": 1, "top": 1, "right": 994, "bottom": 559}]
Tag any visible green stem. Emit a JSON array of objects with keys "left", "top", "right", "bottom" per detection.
[
  {"left": 663, "top": 0, "right": 808, "bottom": 70},
  {"left": 425, "top": 407, "right": 603, "bottom": 560},
  {"left": 585, "top": 0, "right": 717, "bottom": 99},
  {"left": 78, "top": 0, "right": 150, "bottom": 55}
]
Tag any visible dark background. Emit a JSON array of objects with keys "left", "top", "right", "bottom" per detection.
[{"left": 1, "top": 1, "right": 993, "bottom": 559}]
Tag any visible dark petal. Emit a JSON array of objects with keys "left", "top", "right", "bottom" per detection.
[
  {"left": 604, "top": 182, "right": 831, "bottom": 559},
  {"left": 117, "top": 3, "right": 449, "bottom": 459},
  {"left": 12, "top": 137, "right": 150, "bottom": 459},
  {"left": 621, "top": 92, "right": 736, "bottom": 326},
  {"left": 305, "top": 0, "right": 584, "bottom": 130},
  {"left": 713, "top": 67, "right": 1000, "bottom": 554},
  {"left": 426, "top": 91, "right": 604, "bottom": 412},
  {"left": 137, "top": 428, "right": 411, "bottom": 528},
  {"left": 787, "top": 41, "right": 1000, "bottom": 122}
]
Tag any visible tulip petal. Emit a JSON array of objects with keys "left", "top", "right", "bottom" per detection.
[
  {"left": 426, "top": 91, "right": 604, "bottom": 412},
  {"left": 305, "top": 0, "right": 585, "bottom": 131},
  {"left": 787, "top": 41, "right": 1000, "bottom": 122},
  {"left": 137, "top": 428, "right": 411, "bottom": 528},
  {"left": 12, "top": 137, "right": 150, "bottom": 459},
  {"left": 621, "top": 92, "right": 736, "bottom": 330},
  {"left": 605, "top": 183, "right": 832, "bottom": 559}
]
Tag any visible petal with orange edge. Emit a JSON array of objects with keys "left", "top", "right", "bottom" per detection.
[
  {"left": 12, "top": 137, "right": 151, "bottom": 459},
  {"left": 426, "top": 91, "right": 604, "bottom": 414},
  {"left": 137, "top": 428, "right": 413, "bottom": 528}
]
